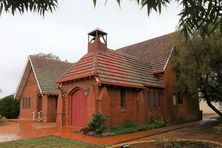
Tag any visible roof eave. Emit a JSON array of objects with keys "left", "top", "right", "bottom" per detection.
[
  {"left": 153, "top": 70, "right": 164, "bottom": 74},
  {"left": 57, "top": 73, "right": 97, "bottom": 83},
  {"left": 42, "top": 92, "right": 59, "bottom": 96},
  {"left": 144, "top": 84, "right": 165, "bottom": 89},
  {"left": 96, "top": 81, "right": 145, "bottom": 89}
]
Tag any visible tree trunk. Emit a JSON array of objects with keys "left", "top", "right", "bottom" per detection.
[
  {"left": 202, "top": 83, "right": 222, "bottom": 117},
  {"left": 206, "top": 99, "right": 222, "bottom": 117}
]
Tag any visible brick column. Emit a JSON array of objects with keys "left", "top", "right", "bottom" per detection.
[
  {"left": 56, "top": 90, "right": 63, "bottom": 128},
  {"left": 100, "top": 87, "right": 110, "bottom": 128},
  {"left": 42, "top": 95, "right": 48, "bottom": 122},
  {"left": 87, "top": 85, "right": 96, "bottom": 124},
  {"left": 137, "top": 90, "right": 145, "bottom": 124}
]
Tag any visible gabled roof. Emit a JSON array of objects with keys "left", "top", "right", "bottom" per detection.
[
  {"left": 57, "top": 49, "right": 164, "bottom": 88},
  {"left": 15, "top": 55, "right": 73, "bottom": 99},
  {"left": 117, "top": 32, "right": 176, "bottom": 73}
]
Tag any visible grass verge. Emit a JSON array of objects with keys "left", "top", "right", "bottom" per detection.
[{"left": 0, "top": 136, "right": 102, "bottom": 148}]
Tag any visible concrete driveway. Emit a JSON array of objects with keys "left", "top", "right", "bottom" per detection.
[{"left": 131, "top": 114, "right": 222, "bottom": 143}]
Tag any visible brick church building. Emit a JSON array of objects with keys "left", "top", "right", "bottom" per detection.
[{"left": 15, "top": 29, "right": 201, "bottom": 128}]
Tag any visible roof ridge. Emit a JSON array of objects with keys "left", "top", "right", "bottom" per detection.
[
  {"left": 29, "top": 55, "right": 73, "bottom": 64},
  {"left": 117, "top": 32, "right": 176, "bottom": 50}
]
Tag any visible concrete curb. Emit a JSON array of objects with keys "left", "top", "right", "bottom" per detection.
[{"left": 110, "top": 139, "right": 222, "bottom": 148}]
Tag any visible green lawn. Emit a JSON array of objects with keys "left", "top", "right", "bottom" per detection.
[{"left": 0, "top": 136, "right": 102, "bottom": 148}]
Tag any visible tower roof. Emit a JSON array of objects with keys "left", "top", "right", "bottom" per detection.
[{"left": 88, "top": 28, "right": 107, "bottom": 36}]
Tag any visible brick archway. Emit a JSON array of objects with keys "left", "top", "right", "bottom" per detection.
[{"left": 71, "top": 89, "right": 88, "bottom": 127}]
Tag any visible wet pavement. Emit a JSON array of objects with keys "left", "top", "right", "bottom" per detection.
[
  {"left": 133, "top": 115, "right": 222, "bottom": 144},
  {"left": 0, "top": 122, "right": 18, "bottom": 134},
  {"left": 0, "top": 115, "right": 221, "bottom": 145}
]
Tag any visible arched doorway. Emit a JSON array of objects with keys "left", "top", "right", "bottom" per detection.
[{"left": 71, "top": 89, "right": 88, "bottom": 127}]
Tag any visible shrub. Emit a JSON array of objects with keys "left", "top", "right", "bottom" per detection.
[
  {"left": 87, "top": 112, "right": 107, "bottom": 135},
  {"left": 0, "top": 114, "right": 7, "bottom": 123},
  {"left": 121, "top": 120, "right": 139, "bottom": 128},
  {"left": 145, "top": 119, "right": 166, "bottom": 129},
  {"left": 0, "top": 95, "right": 20, "bottom": 119},
  {"left": 111, "top": 120, "right": 146, "bottom": 135},
  {"left": 110, "top": 119, "right": 167, "bottom": 136},
  {"left": 168, "top": 117, "right": 184, "bottom": 125}
]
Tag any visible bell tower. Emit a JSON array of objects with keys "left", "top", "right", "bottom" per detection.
[{"left": 88, "top": 29, "right": 107, "bottom": 53}]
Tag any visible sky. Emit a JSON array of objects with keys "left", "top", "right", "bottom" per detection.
[{"left": 0, "top": 1, "right": 181, "bottom": 98}]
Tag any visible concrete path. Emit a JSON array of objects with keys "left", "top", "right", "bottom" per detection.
[
  {"left": 124, "top": 115, "right": 222, "bottom": 144},
  {"left": 0, "top": 115, "right": 221, "bottom": 145},
  {"left": 0, "top": 120, "right": 198, "bottom": 145}
]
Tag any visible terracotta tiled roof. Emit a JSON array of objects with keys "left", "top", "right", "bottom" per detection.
[
  {"left": 57, "top": 50, "right": 164, "bottom": 88},
  {"left": 117, "top": 32, "right": 176, "bottom": 72},
  {"left": 15, "top": 55, "right": 73, "bottom": 98},
  {"left": 29, "top": 55, "right": 73, "bottom": 94}
]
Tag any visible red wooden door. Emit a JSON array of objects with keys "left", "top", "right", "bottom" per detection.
[{"left": 71, "top": 89, "right": 87, "bottom": 127}]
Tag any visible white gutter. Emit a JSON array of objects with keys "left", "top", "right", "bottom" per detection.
[
  {"left": 28, "top": 56, "right": 43, "bottom": 95},
  {"left": 163, "top": 46, "right": 175, "bottom": 71}
]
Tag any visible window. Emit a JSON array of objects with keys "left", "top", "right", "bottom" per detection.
[
  {"left": 172, "top": 93, "right": 183, "bottom": 105},
  {"left": 120, "top": 89, "right": 126, "bottom": 109},
  {"left": 153, "top": 91, "right": 157, "bottom": 107},
  {"left": 22, "top": 97, "right": 31, "bottom": 109},
  {"left": 28, "top": 97, "right": 31, "bottom": 109},
  {"left": 177, "top": 94, "right": 183, "bottom": 104},
  {"left": 158, "top": 92, "right": 161, "bottom": 108},
  {"left": 148, "top": 91, "right": 152, "bottom": 108},
  {"left": 172, "top": 94, "right": 177, "bottom": 105},
  {"left": 24, "top": 97, "right": 26, "bottom": 108},
  {"left": 22, "top": 97, "right": 25, "bottom": 108},
  {"left": 148, "top": 90, "right": 162, "bottom": 109}
]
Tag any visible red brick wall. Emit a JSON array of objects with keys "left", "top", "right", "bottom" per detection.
[
  {"left": 60, "top": 78, "right": 166, "bottom": 128},
  {"left": 100, "top": 87, "right": 163, "bottom": 127},
  {"left": 145, "top": 89, "right": 164, "bottom": 121},
  {"left": 107, "top": 87, "right": 136, "bottom": 127},
  {"left": 163, "top": 59, "right": 200, "bottom": 121},
  {"left": 19, "top": 69, "right": 38, "bottom": 120},
  {"left": 59, "top": 78, "right": 96, "bottom": 126},
  {"left": 58, "top": 59, "right": 200, "bottom": 128},
  {"left": 19, "top": 68, "right": 58, "bottom": 122}
]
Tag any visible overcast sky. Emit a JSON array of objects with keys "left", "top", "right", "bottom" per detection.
[{"left": 0, "top": 1, "right": 181, "bottom": 98}]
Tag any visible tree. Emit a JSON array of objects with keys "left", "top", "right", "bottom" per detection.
[
  {"left": 2, "top": 1, "right": 221, "bottom": 38},
  {"left": 0, "top": 95, "right": 20, "bottom": 118},
  {"left": 0, "top": 0, "right": 57, "bottom": 16},
  {"left": 172, "top": 32, "right": 222, "bottom": 116},
  {"left": 35, "top": 52, "right": 60, "bottom": 60},
  {"left": 93, "top": 0, "right": 222, "bottom": 38}
]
